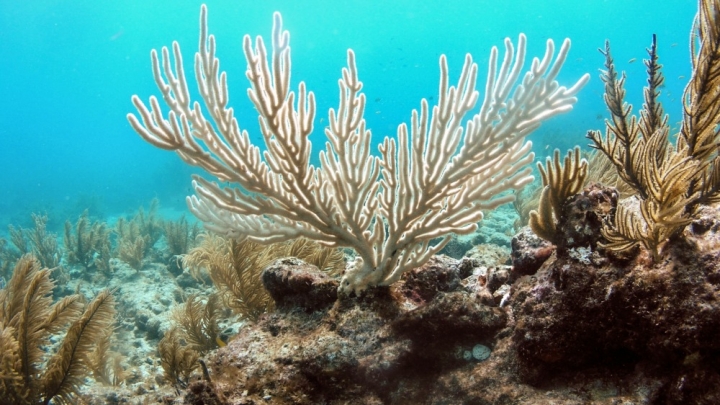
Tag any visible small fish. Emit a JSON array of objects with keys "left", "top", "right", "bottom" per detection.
[
  {"left": 216, "top": 336, "right": 227, "bottom": 347},
  {"left": 628, "top": 58, "right": 637, "bottom": 64},
  {"left": 679, "top": 75, "right": 685, "bottom": 79},
  {"left": 671, "top": 43, "right": 678, "bottom": 47},
  {"left": 375, "top": 98, "right": 381, "bottom": 102},
  {"left": 110, "top": 28, "right": 124, "bottom": 41}
]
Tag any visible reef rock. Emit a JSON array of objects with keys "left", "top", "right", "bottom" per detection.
[
  {"left": 510, "top": 227, "right": 553, "bottom": 278},
  {"left": 511, "top": 197, "right": 720, "bottom": 403},
  {"left": 180, "top": 198, "right": 720, "bottom": 405},
  {"left": 555, "top": 183, "right": 617, "bottom": 253},
  {"left": 261, "top": 257, "right": 339, "bottom": 311},
  {"left": 184, "top": 255, "right": 529, "bottom": 405}
]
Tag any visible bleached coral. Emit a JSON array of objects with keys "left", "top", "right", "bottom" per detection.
[{"left": 128, "top": 5, "right": 588, "bottom": 293}]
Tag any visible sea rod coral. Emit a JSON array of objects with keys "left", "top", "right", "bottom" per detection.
[{"left": 128, "top": 5, "right": 589, "bottom": 294}]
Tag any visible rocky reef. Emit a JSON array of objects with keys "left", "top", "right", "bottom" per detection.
[{"left": 177, "top": 184, "right": 720, "bottom": 405}]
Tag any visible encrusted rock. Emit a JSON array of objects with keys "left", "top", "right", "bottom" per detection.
[
  {"left": 511, "top": 184, "right": 617, "bottom": 279},
  {"left": 196, "top": 256, "right": 527, "bottom": 404},
  {"left": 510, "top": 227, "right": 554, "bottom": 278},
  {"left": 486, "top": 265, "right": 511, "bottom": 293},
  {"left": 556, "top": 183, "right": 617, "bottom": 252},
  {"left": 512, "top": 200, "right": 720, "bottom": 397},
  {"left": 392, "top": 291, "right": 507, "bottom": 340},
  {"left": 396, "top": 255, "right": 473, "bottom": 303},
  {"left": 466, "top": 243, "right": 511, "bottom": 267},
  {"left": 681, "top": 204, "right": 720, "bottom": 255},
  {"left": 262, "top": 258, "right": 339, "bottom": 311}
]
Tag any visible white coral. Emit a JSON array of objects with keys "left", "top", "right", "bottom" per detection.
[{"left": 128, "top": 5, "right": 589, "bottom": 294}]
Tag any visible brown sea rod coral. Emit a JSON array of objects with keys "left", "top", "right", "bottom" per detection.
[
  {"left": 588, "top": 1, "right": 720, "bottom": 262},
  {"left": 0, "top": 255, "right": 116, "bottom": 405}
]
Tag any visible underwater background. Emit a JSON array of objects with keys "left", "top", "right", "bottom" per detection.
[
  {"left": 0, "top": 0, "right": 696, "bottom": 232},
  {"left": 1, "top": 1, "right": 714, "bottom": 403}
]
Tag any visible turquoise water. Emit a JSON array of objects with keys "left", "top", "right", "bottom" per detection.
[{"left": 0, "top": 0, "right": 696, "bottom": 230}]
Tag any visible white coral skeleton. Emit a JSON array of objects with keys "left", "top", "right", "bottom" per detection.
[{"left": 128, "top": 5, "right": 589, "bottom": 294}]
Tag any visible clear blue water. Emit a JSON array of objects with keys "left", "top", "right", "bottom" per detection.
[{"left": 0, "top": 0, "right": 697, "bottom": 231}]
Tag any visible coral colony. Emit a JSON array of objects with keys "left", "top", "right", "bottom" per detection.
[{"left": 127, "top": 6, "right": 588, "bottom": 294}]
